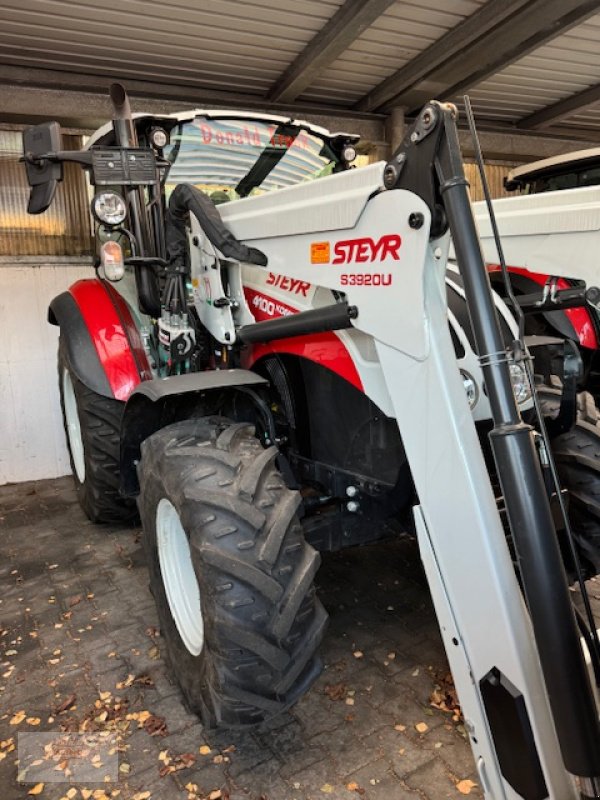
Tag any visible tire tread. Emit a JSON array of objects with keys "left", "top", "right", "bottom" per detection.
[{"left": 137, "top": 416, "right": 326, "bottom": 728}]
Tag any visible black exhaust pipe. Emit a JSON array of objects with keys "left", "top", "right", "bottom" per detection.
[
  {"left": 108, "top": 84, "right": 160, "bottom": 315},
  {"left": 109, "top": 82, "right": 137, "bottom": 147}
]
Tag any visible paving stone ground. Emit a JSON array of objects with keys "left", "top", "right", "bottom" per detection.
[{"left": 6, "top": 475, "right": 588, "bottom": 800}]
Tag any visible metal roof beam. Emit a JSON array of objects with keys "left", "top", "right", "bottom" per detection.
[
  {"left": 517, "top": 82, "right": 600, "bottom": 130},
  {"left": 0, "top": 65, "right": 386, "bottom": 144},
  {"left": 266, "top": 0, "right": 396, "bottom": 104},
  {"left": 355, "top": 0, "right": 531, "bottom": 112},
  {"left": 355, "top": 0, "right": 600, "bottom": 113}
]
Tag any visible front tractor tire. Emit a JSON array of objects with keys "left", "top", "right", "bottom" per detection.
[
  {"left": 137, "top": 418, "right": 327, "bottom": 729},
  {"left": 539, "top": 385, "right": 600, "bottom": 578},
  {"left": 58, "top": 338, "right": 137, "bottom": 524}
]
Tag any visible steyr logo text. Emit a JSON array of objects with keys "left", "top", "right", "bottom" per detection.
[{"left": 310, "top": 234, "right": 401, "bottom": 265}]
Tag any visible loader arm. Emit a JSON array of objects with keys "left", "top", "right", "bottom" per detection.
[{"left": 217, "top": 103, "right": 600, "bottom": 798}]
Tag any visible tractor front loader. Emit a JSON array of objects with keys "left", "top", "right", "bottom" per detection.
[{"left": 22, "top": 84, "right": 600, "bottom": 797}]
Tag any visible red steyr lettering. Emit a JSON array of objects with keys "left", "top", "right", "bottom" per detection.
[
  {"left": 332, "top": 234, "right": 402, "bottom": 265},
  {"left": 264, "top": 273, "right": 311, "bottom": 296}
]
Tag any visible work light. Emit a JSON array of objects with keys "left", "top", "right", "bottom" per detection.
[{"left": 91, "top": 191, "right": 127, "bottom": 226}]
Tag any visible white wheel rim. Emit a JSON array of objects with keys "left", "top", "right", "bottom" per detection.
[
  {"left": 62, "top": 368, "right": 85, "bottom": 484},
  {"left": 156, "top": 498, "right": 204, "bottom": 656}
]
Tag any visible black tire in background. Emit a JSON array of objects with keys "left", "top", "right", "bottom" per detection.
[
  {"left": 137, "top": 417, "right": 327, "bottom": 729},
  {"left": 58, "top": 337, "right": 137, "bottom": 524},
  {"left": 538, "top": 384, "right": 600, "bottom": 578}
]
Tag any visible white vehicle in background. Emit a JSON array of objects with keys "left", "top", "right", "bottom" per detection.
[{"left": 505, "top": 148, "right": 600, "bottom": 194}]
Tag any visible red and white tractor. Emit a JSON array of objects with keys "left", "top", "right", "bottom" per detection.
[{"left": 22, "top": 84, "right": 600, "bottom": 797}]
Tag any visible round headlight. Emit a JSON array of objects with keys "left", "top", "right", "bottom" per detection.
[
  {"left": 342, "top": 145, "right": 357, "bottom": 163},
  {"left": 150, "top": 127, "right": 169, "bottom": 149},
  {"left": 460, "top": 369, "right": 479, "bottom": 410},
  {"left": 509, "top": 362, "right": 532, "bottom": 405},
  {"left": 92, "top": 191, "right": 127, "bottom": 226}
]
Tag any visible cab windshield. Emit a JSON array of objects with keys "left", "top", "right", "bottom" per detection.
[{"left": 163, "top": 117, "right": 340, "bottom": 202}]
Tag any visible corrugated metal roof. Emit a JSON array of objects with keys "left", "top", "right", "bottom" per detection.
[
  {"left": 299, "top": 0, "right": 487, "bottom": 105},
  {"left": 0, "top": 0, "right": 343, "bottom": 96},
  {"left": 463, "top": 11, "right": 600, "bottom": 128},
  {"left": 1, "top": 0, "right": 600, "bottom": 139}
]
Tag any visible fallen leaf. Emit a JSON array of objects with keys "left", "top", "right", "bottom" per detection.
[
  {"left": 54, "top": 694, "right": 76, "bottom": 714},
  {"left": 324, "top": 683, "right": 346, "bottom": 701},
  {"left": 133, "top": 674, "right": 154, "bottom": 687},
  {"left": 345, "top": 697, "right": 355, "bottom": 706},
  {"left": 415, "top": 722, "right": 429, "bottom": 734},
  {"left": 10, "top": 711, "right": 26, "bottom": 725},
  {"left": 143, "top": 714, "right": 167, "bottom": 737},
  {"left": 199, "top": 745, "right": 211, "bottom": 755},
  {"left": 69, "top": 595, "right": 82, "bottom": 607},
  {"left": 132, "top": 793, "right": 151, "bottom": 800},
  {"left": 347, "top": 783, "right": 359, "bottom": 791},
  {"left": 394, "top": 724, "right": 406, "bottom": 732},
  {"left": 353, "top": 650, "right": 364, "bottom": 659},
  {"left": 456, "top": 780, "right": 477, "bottom": 795},
  {"left": 430, "top": 671, "right": 463, "bottom": 721},
  {"left": 26, "top": 717, "right": 41, "bottom": 726},
  {"left": 208, "top": 792, "right": 222, "bottom": 800},
  {"left": 28, "top": 785, "right": 44, "bottom": 796},
  {"left": 320, "top": 785, "right": 334, "bottom": 794}
]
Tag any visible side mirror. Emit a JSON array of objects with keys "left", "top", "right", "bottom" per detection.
[{"left": 22, "top": 122, "right": 64, "bottom": 214}]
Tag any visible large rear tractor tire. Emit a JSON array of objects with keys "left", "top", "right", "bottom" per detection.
[
  {"left": 137, "top": 417, "right": 327, "bottom": 729},
  {"left": 58, "top": 338, "right": 137, "bottom": 524},
  {"left": 538, "top": 385, "right": 600, "bottom": 578}
]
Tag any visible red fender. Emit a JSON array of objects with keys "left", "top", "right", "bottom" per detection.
[
  {"left": 242, "top": 287, "right": 363, "bottom": 391},
  {"left": 489, "top": 265, "right": 599, "bottom": 350},
  {"left": 69, "top": 279, "right": 151, "bottom": 401}
]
